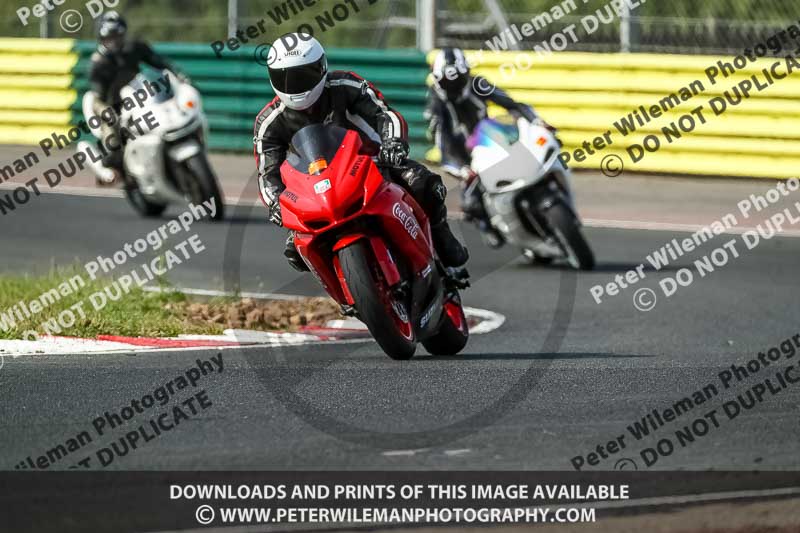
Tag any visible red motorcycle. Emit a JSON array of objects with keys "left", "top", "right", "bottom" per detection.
[{"left": 279, "top": 124, "right": 470, "bottom": 360}]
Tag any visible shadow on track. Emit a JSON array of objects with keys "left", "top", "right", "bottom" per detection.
[{"left": 420, "top": 351, "right": 655, "bottom": 361}]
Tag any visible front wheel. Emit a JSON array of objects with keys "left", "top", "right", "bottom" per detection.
[
  {"left": 184, "top": 153, "right": 225, "bottom": 221},
  {"left": 422, "top": 295, "right": 469, "bottom": 356},
  {"left": 545, "top": 202, "right": 595, "bottom": 270},
  {"left": 338, "top": 241, "right": 416, "bottom": 360},
  {"left": 522, "top": 249, "right": 554, "bottom": 266},
  {"left": 123, "top": 181, "right": 167, "bottom": 218}
]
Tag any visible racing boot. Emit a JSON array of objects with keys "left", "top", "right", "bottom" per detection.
[
  {"left": 284, "top": 233, "right": 309, "bottom": 272},
  {"left": 77, "top": 140, "right": 117, "bottom": 185},
  {"left": 431, "top": 220, "right": 469, "bottom": 267},
  {"left": 462, "top": 177, "right": 505, "bottom": 249}
]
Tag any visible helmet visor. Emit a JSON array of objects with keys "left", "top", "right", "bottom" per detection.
[
  {"left": 100, "top": 35, "right": 124, "bottom": 53},
  {"left": 269, "top": 57, "right": 327, "bottom": 95},
  {"left": 437, "top": 71, "right": 468, "bottom": 97}
]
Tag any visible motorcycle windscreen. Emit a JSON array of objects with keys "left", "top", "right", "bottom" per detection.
[
  {"left": 470, "top": 120, "right": 549, "bottom": 187},
  {"left": 286, "top": 124, "right": 348, "bottom": 174},
  {"left": 129, "top": 71, "right": 174, "bottom": 104},
  {"left": 466, "top": 115, "right": 519, "bottom": 152}
]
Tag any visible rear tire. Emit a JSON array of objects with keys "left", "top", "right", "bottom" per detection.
[
  {"left": 338, "top": 241, "right": 416, "bottom": 360},
  {"left": 124, "top": 181, "right": 167, "bottom": 218},
  {"left": 422, "top": 296, "right": 469, "bottom": 356},
  {"left": 545, "top": 202, "right": 595, "bottom": 270},
  {"left": 185, "top": 154, "right": 225, "bottom": 221}
]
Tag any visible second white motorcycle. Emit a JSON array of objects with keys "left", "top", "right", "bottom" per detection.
[
  {"left": 81, "top": 71, "right": 224, "bottom": 221},
  {"left": 467, "top": 115, "right": 594, "bottom": 270}
]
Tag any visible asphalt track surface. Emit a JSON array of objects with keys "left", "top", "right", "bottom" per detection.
[{"left": 1, "top": 150, "right": 799, "bottom": 474}]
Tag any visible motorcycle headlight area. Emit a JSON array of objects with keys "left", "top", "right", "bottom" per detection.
[
  {"left": 490, "top": 192, "right": 516, "bottom": 215},
  {"left": 163, "top": 115, "right": 203, "bottom": 142}
]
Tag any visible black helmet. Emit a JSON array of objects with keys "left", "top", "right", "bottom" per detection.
[
  {"left": 431, "top": 47, "right": 470, "bottom": 99},
  {"left": 97, "top": 11, "right": 127, "bottom": 54}
]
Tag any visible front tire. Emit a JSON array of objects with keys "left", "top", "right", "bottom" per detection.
[
  {"left": 523, "top": 249, "right": 555, "bottom": 266},
  {"left": 185, "top": 154, "right": 225, "bottom": 221},
  {"left": 338, "top": 241, "right": 416, "bottom": 360},
  {"left": 123, "top": 181, "right": 167, "bottom": 218},
  {"left": 545, "top": 202, "right": 595, "bottom": 270},
  {"left": 422, "top": 296, "right": 469, "bottom": 355}
]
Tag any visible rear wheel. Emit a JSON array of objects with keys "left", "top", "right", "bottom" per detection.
[
  {"left": 422, "top": 295, "right": 469, "bottom": 355},
  {"left": 545, "top": 202, "right": 595, "bottom": 270},
  {"left": 338, "top": 241, "right": 416, "bottom": 360},
  {"left": 185, "top": 154, "right": 225, "bottom": 221},
  {"left": 123, "top": 180, "right": 167, "bottom": 218}
]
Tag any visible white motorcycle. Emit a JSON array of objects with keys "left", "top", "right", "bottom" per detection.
[
  {"left": 80, "top": 71, "right": 224, "bottom": 220},
  {"left": 467, "top": 115, "right": 594, "bottom": 270}
]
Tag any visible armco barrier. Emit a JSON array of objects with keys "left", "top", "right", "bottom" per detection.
[{"left": 426, "top": 51, "right": 800, "bottom": 179}]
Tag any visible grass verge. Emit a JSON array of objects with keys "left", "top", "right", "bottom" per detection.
[{"left": 0, "top": 270, "right": 342, "bottom": 340}]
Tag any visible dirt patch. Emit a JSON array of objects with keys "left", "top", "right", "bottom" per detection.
[{"left": 167, "top": 297, "right": 345, "bottom": 332}]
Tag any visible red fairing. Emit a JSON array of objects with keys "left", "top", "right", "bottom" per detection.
[
  {"left": 280, "top": 129, "right": 433, "bottom": 305},
  {"left": 279, "top": 131, "right": 365, "bottom": 232}
]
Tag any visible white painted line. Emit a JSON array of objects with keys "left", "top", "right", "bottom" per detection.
[
  {"left": 572, "top": 484, "right": 800, "bottom": 512},
  {"left": 463, "top": 306, "right": 506, "bottom": 335},
  {"left": 443, "top": 448, "right": 471, "bottom": 456},
  {"left": 0, "top": 182, "right": 123, "bottom": 199},
  {"left": 0, "top": 182, "right": 253, "bottom": 207},
  {"left": 145, "top": 287, "right": 508, "bottom": 336},
  {"left": 381, "top": 449, "right": 429, "bottom": 457},
  {"left": 146, "top": 485, "right": 800, "bottom": 533},
  {"left": 0, "top": 336, "right": 139, "bottom": 356},
  {"left": 584, "top": 217, "right": 800, "bottom": 238},
  {"left": 10, "top": 181, "right": 799, "bottom": 239},
  {"left": 0, "top": 290, "right": 505, "bottom": 357},
  {"left": 142, "top": 285, "right": 305, "bottom": 301}
]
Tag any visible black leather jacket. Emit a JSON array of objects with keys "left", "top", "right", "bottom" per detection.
[
  {"left": 89, "top": 39, "right": 175, "bottom": 107},
  {"left": 424, "top": 76, "right": 537, "bottom": 170},
  {"left": 253, "top": 70, "right": 408, "bottom": 205}
]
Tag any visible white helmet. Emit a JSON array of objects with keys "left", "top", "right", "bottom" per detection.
[{"left": 267, "top": 33, "right": 328, "bottom": 111}]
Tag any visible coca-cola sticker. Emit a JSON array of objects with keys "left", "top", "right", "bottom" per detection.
[{"left": 392, "top": 202, "right": 420, "bottom": 239}]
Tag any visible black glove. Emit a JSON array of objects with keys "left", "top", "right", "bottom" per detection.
[
  {"left": 378, "top": 138, "right": 409, "bottom": 167},
  {"left": 268, "top": 202, "right": 282, "bottom": 226}
]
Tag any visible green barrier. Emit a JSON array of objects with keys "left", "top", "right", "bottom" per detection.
[
  {"left": 69, "top": 41, "right": 431, "bottom": 158},
  {"left": 6, "top": 38, "right": 794, "bottom": 179}
]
